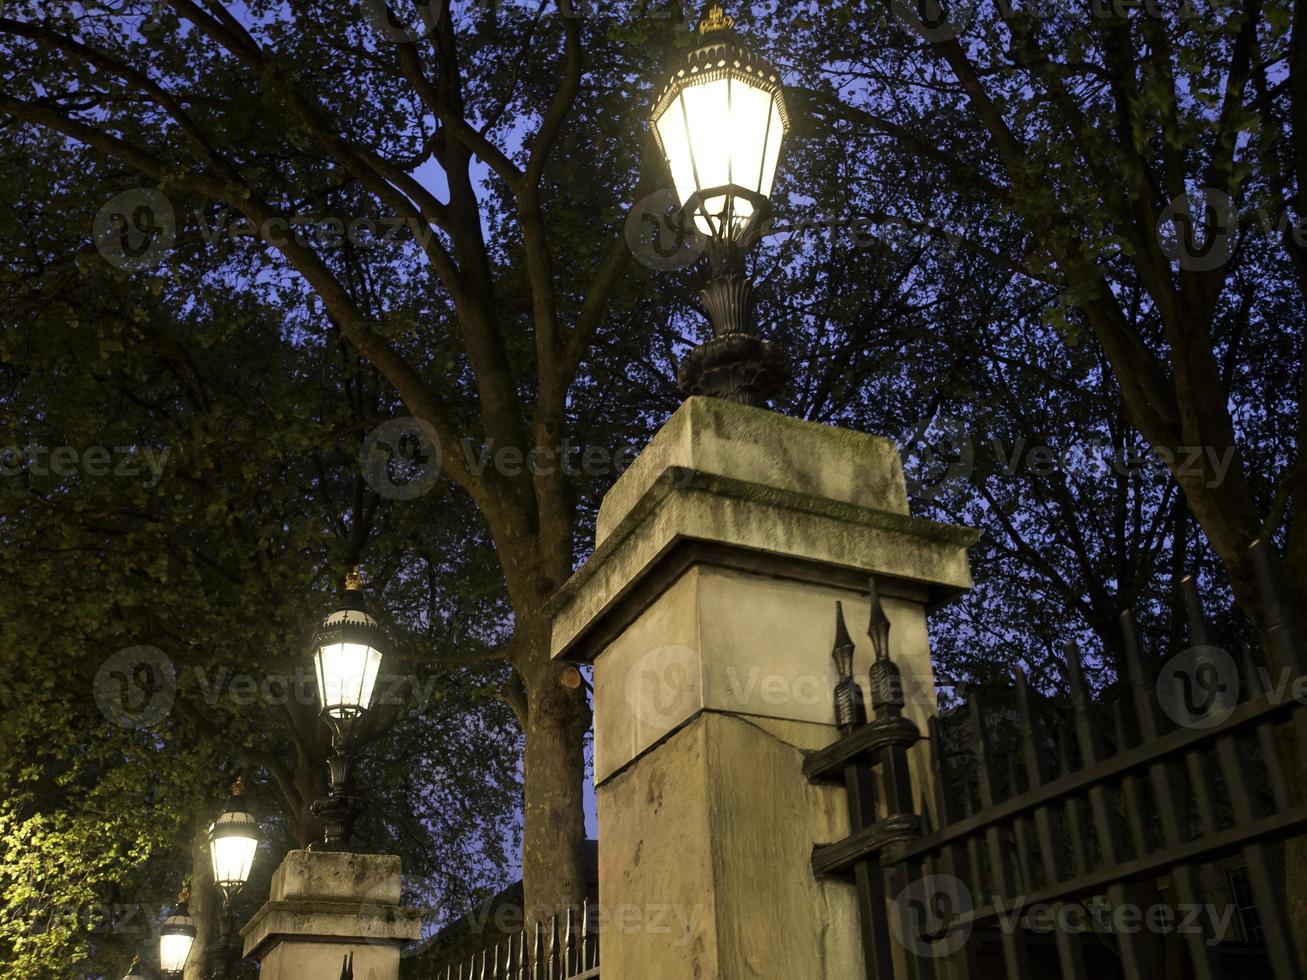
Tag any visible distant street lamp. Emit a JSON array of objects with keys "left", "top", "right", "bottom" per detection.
[
  {"left": 159, "top": 892, "right": 197, "bottom": 977},
  {"left": 121, "top": 954, "right": 147, "bottom": 980},
  {"left": 652, "top": 1, "right": 790, "bottom": 406},
  {"left": 310, "top": 567, "right": 389, "bottom": 849},
  {"left": 206, "top": 777, "right": 260, "bottom": 979}
]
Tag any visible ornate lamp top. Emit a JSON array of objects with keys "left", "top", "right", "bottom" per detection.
[
  {"left": 698, "top": 2, "right": 735, "bottom": 33},
  {"left": 344, "top": 566, "right": 363, "bottom": 591}
]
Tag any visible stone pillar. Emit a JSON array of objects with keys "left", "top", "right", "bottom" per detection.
[
  {"left": 546, "top": 397, "right": 976, "bottom": 979},
  {"left": 241, "top": 850, "right": 421, "bottom": 980}
]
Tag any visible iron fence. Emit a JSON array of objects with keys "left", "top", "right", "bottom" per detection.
[
  {"left": 438, "top": 901, "right": 599, "bottom": 980},
  {"left": 807, "top": 540, "right": 1307, "bottom": 979}
]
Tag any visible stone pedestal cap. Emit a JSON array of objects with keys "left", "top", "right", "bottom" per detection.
[
  {"left": 548, "top": 397, "right": 978, "bottom": 663},
  {"left": 241, "top": 850, "right": 421, "bottom": 960}
]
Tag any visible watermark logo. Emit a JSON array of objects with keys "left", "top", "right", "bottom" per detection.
[
  {"left": 898, "top": 414, "right": 974, "bottom": 501},
  {"left": 93, "top": 646, "right": 176, "bottom": 729},
  {"left": 1157, "top": 189, "right": 1234, "bottom": 272},
  {"left": 891, "top": 0, "right": 977, "bottom": 42},
  {"left": 359, "top": 417, "right": 442, "bottom": 500},
  {"left": 93, "top": 189, "right": 176, "bottom": 272},
  {"left": 890, "top": 873, "right": 974, "bottom": 958},
  {"left": 623, "top": 645, "right": 701, "bottom": 734},
  {"left": 1156, "top": 645, "right": 1239, "bottom": 729},
  {"left": 364, "top": 0, "right": 442, "bottom": 42},
  {"left": 626, "top": 189, "right": 709, "bottom": 272}
]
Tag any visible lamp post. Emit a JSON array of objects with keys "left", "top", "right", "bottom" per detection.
[
  {"left": 310, "top": 567, "right": 389, "bottom": 850},
  {"left": 159, "top": 891, "right": 197, "bottom": 977},
  {"left": 205, "top": 777, "right": 260, "bottom": 979},
  {"left": 652, "top": 1, "right": 790, "bottom": 406}
]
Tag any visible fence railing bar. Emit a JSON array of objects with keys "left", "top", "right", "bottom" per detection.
[
  {"left": 938, "top": 805, "right": 1307, "bottom": 932},
  {"left": 1014, "top": 669, "right": 1088, "bottom": 980},
  {"left": 969, "top": 696, "right": 1032, "bottom": 977},
  {"left": 882, "top": 688, "right": 1295, "bottom": 861},
  {"left": 1121, "top": 609, "right": 1221, "bottom": 979},
  {"left": 927, "top": 716, "right": 979, "bottom": 980},
  {"left": 1063, "top": 643, "right": 1149, "bottom": 980}
]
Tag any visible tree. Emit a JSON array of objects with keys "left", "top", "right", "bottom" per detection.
[{"left": 787, "top": 0, "right": 1305, "bottom": 642}]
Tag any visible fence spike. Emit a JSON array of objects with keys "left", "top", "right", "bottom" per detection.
[
  {"left": 548, "top": 913, "right": 560, "bottom": 979},
  {"left": 580, "top": 899, "right": 590, "bottom": 969},
  {"left": 832, "top": 600, "right": 865, "bottom": 731},
  {"left": 532, "top": 921, "right": 543, "bottom": 980},
  {"left": 1180, "top": 574, "right": 1218, "bottom": 648},
  {"left": 1248, "top": 538, "right": 1307, "bottom": 674},
  {"left": 566, "top": 906, "right": 577, "bottom": 973}
]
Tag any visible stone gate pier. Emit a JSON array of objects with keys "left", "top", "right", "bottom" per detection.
[
  {"left": 241, "top": 850, "right": 421, "bottom": 980},
  {"left": 546, "top": 396, "right": 976, "bottom": 978}
]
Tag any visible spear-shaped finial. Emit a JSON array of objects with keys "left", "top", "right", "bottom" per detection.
[
  {"left": 831, "top": 601, "right": 864, "bottom": 732},
  {"left": 867, "top": 577, "right": 891, "bottom": 661},
  {"left": 866, "top": 577, "right": 904, "bottom": 717},
  {"left": 339, "top": 951, "right": 354, "bottom": 980}
]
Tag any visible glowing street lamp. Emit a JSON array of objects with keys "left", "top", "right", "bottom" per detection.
[
  {"left": 205, "top": 777, "right": 260, "bottom": 978},
  {"left": 159, "top": 892, "right": 197, "bottom": 977},
  {"left": 652, "top": 2, "right": 790, "bottom": 406},
  {"left": 310, "top": 567, "right": 389, "bottom": 849}
]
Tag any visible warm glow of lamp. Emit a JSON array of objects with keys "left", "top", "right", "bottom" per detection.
[
  {"left": 208, "top": 777, "right": 260, "bottom": 898},
  {"left": 652, "top": 3, "right": 789, "bottom": 242},
  {"left": 313, "top": 568, "right": 385, "bottom": 719},
  {"left": 158, "top": 896, "right": 196, "bottom": 975}
]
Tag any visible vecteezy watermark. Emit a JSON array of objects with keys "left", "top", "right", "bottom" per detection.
[
  {"left": 93, "top": 189, "right": 177, "bottom": 273},
  {"left": 92, "top": 653, "right": 450, "bottom": 728},
  {"left": 898, "top": 414, "right": 975, "bottom": 502},
  {"left": 360, "top": 417, "right": 443, "bottom": 501},
  {"left": 93, "top": 646, "right": 176, "bottom": 729},
  {"left": 358, "top": 416, "right": 655, "bottom": 501},
  {"left": 0, "top": 444, "right": 171, "bottom": 487},
  {"left": 623, "top": 644, "right": 702, "bottom": 734},
  {"left": 1156, "top": 645, "right": 1241, "bottom": 730},
  {"left": 622, "top": 191, "right": 965, "bottom": 272},
  {"left": 890, "top": 874, "right": 1239, "bottom": 958},
  {"left": 890, "top": 874, "right": 974, "bottom": 958},
  {"left": 891, "top": 0, "right": 977, "bottom": 42},
  {"left": 92, "top": 193, "right": 457, "bottom": 272},
  {"left": 625, "top": 189, "right": 709, "bottom": 272},
  {"left": 1158, "top": 186, "right": 1307, "bottom": 271},
  {"left": 1157, "top": 188, "right": 1236, "bottom": 272},
  {"left": 620, "top": 645, "right": 940, "bottom": 734}
]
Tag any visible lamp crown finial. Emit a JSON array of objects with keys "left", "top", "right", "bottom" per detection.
[
  {"left": 232, "top": 774, "right": 245, "bottom": 796},
  {"left": 698, "top": 2, "right": 734, "bottom": 33},
  {"left": 344, "top": 567, "right": 363, "bottom": 591}
]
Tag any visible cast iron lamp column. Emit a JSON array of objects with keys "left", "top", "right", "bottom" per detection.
[
  {"left": 205, "top": 777, "right": 260, "bottom": 979},
  {"left": 310, "top": 567, "right": 389, "bottom": 849},
  {"left": 159, "top": 891, "right": 197, "bottom": 977},
  {"left": 651, "top": 2, "right": 791, "bottom": 406}
]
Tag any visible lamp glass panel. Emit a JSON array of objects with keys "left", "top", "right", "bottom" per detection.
[
  {"left": 757, "top": 96, "right": 784, "bottom": 202},
  {"left": 314, "top": 640, "right": 383, "bottom": 715},
  {"left": 655, "top": 71, "right": 782, "bottom": 240},
  {"left": 209, "top": 832, "right": 258, "bottom": 888},
  {"left": 159, "top": 933, "right": 193, "bottom": 973}
]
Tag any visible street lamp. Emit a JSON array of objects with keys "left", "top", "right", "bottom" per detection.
[
  {"left": 159, "top": 891, "right": 197, "bottom": 977},
  {"left": 652, "top": 1, "right": 790, "bottom": 406},
  {"left": 206, "top": 776, "right": 260, "bottom": 978},
  {"left": 121, "top": 954, "right": 148, "bottom": 980},
  {"left": 310, "top": 567, "right": 389, "bottom": 849}
]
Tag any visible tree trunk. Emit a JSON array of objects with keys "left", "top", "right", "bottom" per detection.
[
  {"left": 186, "top": 812, "right": 214, "bottom": 980},
  {"left": 515, "top": 615, "right": 592, "bottom": 924}
]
